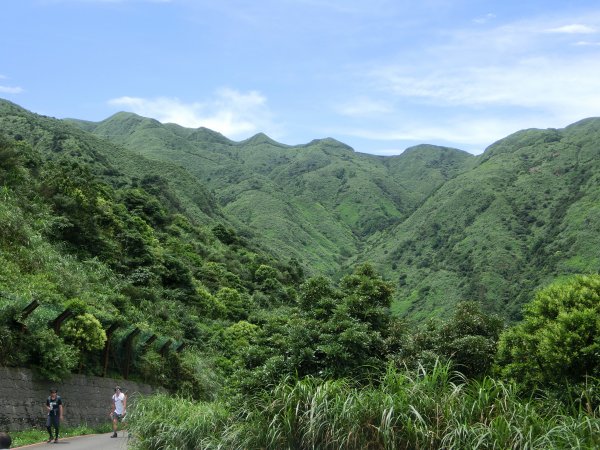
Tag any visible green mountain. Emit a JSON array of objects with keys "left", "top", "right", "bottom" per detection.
[
  {"left": 4, "top": 98, "right": 600, "bottom": 323},
  {"left": 3, "top": 101, "right": 599, "bottom": 447},
  {"left": 362, "top": 119, "right": 600, "bottom": 319},
  {"left": 0, "top": 98, "right": 304, "bottom": 388},
  {"left": 0, "top": 101, "right": 219, "bottom": 223},
  {"left": 69, "top": 112, "right": 474, "bottom": 275}
]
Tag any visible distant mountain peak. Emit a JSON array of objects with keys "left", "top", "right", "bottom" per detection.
[
  {"left": 184, "top": 126, "right": 232, "bottom": 144},
  {"left": 240, "top": 132, "right": 285, "bottom": 147},
  {"left": 305, "top": 137, "right": 354, "bottom": 152},
  {"left": 105, "top": 111, "right": 161, "bottom": 126},
  {"left": 565, "top": 117, "right": 600, "bottom": 133},
  {"left": 107, "top": 111, "right": 140, "bottom": 119},
  {"left": 0, "top": 98, "right": 31, "bottom": 116}
]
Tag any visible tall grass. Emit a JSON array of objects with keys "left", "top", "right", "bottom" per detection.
[
  {"left": 127, "top": 362, "right": 600, "bottom": 449},
  {"left": 126, "top": 393, "right": 229, "bottom": 450}
]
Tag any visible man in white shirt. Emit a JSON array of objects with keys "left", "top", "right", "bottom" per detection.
[{"left": 109, "top": 385, "right": 127, "bottom": 438}]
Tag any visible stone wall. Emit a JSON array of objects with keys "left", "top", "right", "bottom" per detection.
[{"left": 0, "top": 367, "right": 155, "bottom": 431}]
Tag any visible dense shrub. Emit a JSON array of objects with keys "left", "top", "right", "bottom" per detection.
[
  {"left": 25, "top": 328, "right": 78, "bottom": 381},
  {"left": 127, "top": 362, "right": 600, "bottom": 450},
  {"left": 497, "top": 274, "right": 600, "bottom": 392}
]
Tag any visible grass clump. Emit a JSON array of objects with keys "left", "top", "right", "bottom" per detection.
[
  {"left": 126, "top": 362, "right": 600, "bottom": 450},
  {"left": 126, "top": 393, "right": 229, "bottom": 450}
]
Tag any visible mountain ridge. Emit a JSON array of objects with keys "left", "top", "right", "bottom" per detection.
[
  {"left": 68, "top": 107, "right": 473, "bottom": 277},
  {"left": 4, "top": 98, "right": 600, "bottom": 320}
]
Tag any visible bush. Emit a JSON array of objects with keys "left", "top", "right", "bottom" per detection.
[
  {"left": 497, "top": 274, "right": 600, "bottom": 392},
  {"left": 26, "top": 328, "right": 78, "bottom": 381},
  {"left": 62, "top": 313, "right": 107, "bottom": 352}
]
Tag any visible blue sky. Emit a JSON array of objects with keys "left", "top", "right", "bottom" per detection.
[{"left": 2, "top": 0, "right": 600, "bottom": 155}]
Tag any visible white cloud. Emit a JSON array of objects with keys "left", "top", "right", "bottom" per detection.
[
  {"left": 341, "top": 116, "right": 524, "bottom": 151},
  {"left": 373, "top": 56, "right": 600, "bottom": 118},
  {"left": 546, "top": 24, "right": 597, "bottom": 34},
  {"left": 108, "top": 89, "right": 277, "bottom": 140},
  {"left": 0, "top": 75, "right": 23, "bottom": 94},
  {"left": 0, "top": 86, "right": 23, "bottom": 94},
  {"left": 575, "top": 40, "right": 600, "bottom": 46},
  {"left": 359, "top": 12, "right": 600, "bottom": 151}
]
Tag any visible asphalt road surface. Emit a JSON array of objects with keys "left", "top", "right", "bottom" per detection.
[{"left": 16, "top": 432, "right": 131, "bottom": 449}]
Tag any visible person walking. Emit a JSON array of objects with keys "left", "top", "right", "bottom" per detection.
[
  {"left": 109, "top": 386, "right": 127, "bottom": 438},
  {"left": 0, "top": 432, "right": 11, "bottom": 449},
  {"left": 45, "top": 388, "right": 63, "bottom": 443}
]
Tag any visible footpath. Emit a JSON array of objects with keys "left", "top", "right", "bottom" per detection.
[{"left": 14, "top": 432, "right": 130, "bottom": 449}]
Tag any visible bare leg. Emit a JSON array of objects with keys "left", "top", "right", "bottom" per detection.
[{"left": 111, "top": 416, "right": 118, "bottom": 437}]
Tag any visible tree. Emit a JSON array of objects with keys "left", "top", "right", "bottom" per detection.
[
  {"left": 221, "top": 320, "right": 260, "bottom": 358},
  {"left": 297, "top": 275, "right": 337, "bottom": 319},
  {"left": 394, "top": 302, "right": 503, "bottom": 379},
  {"left": 61, "top": 313, "right": 107, "bottom": 373},
  {"left": 291, "top": 266, "right": 392, "bottom": 380},
  {"left": 0, "top": 135, "right": 22, "bottom": 183},
  {"left": 254, "top": 264, "right": 291, "bottom": 303},
  {"left": 26, "top": 329, "right": 78, "bottom": 381},
  {"left": 496, "top": 274, "right": 600, "bottom": 390},
  {"left": 437, "top": 301, "right": 503, "bottom": 378},
  {"left": 212, "top": 224, "right": 238, "bottom": 245},
  {"left": 216, "top": 287, "right": 251, "bottom": 321},
  {"left": 62, "top": 313, "right": 107, "bottom": 353},
  {"left": 339, "top": 263, "right": 394, "bottom": 333}
]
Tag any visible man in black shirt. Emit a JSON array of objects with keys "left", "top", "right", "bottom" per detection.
[{"left": 46, "top": 388, "right": 63, "bottom": 443}]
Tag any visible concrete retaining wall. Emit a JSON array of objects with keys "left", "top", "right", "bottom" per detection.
[{"left": 0, "top": 367, "right": 155, "bottom": 431}]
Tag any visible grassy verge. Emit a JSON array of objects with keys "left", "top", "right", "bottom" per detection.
[
  {"left": 125, "top": 362, "right": 600, "bottom": 450},
  {"left": 10, "top": 424, "right": 112, "bottom": 448}
]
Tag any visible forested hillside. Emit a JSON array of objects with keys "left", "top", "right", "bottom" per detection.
[
  {"left": 2, "top": 99, "right": 600, "bottom": 448},
  {"left": 67, "top": 106, "right": 600, "bottom": 321},
  {"left": 0, "top": 98, "right": 304, "bottom": 392},
  {"left": 363, "top": 119, "right": 600, "bottom": 319},
  {"left": 3, "top": 97, "right": 600, "bottom": 325},
  {"left": 69, "top": 112, "right": 473, "bottom": 276}
]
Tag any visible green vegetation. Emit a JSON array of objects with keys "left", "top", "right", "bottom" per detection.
[
  {"left": 364, "top": 120, "right": 600, "bottom": 320},
  {"left": 66, "top": 106, "right": 600, "bottom": 322},
  {"left": 1, "top": 99, "right": 600, "bottom": 448},
  {"left": 0, "top": 100, "right": 303, "bottom": 392},
  {"left": 122, "top": 275, "right": 600, "bottom": 449},
  {"left": 70, "top": 110, "right": 473, "bottom": 277},
  {"left": 497, "top": 274, "right": 600, "bottom": 393},
  {"left": 126, "top": 363, "right": 599, "bottom": 450}
]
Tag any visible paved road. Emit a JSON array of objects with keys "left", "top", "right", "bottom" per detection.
[{"left": 16, "top": 432, "right": 131, "bottom": 449}]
